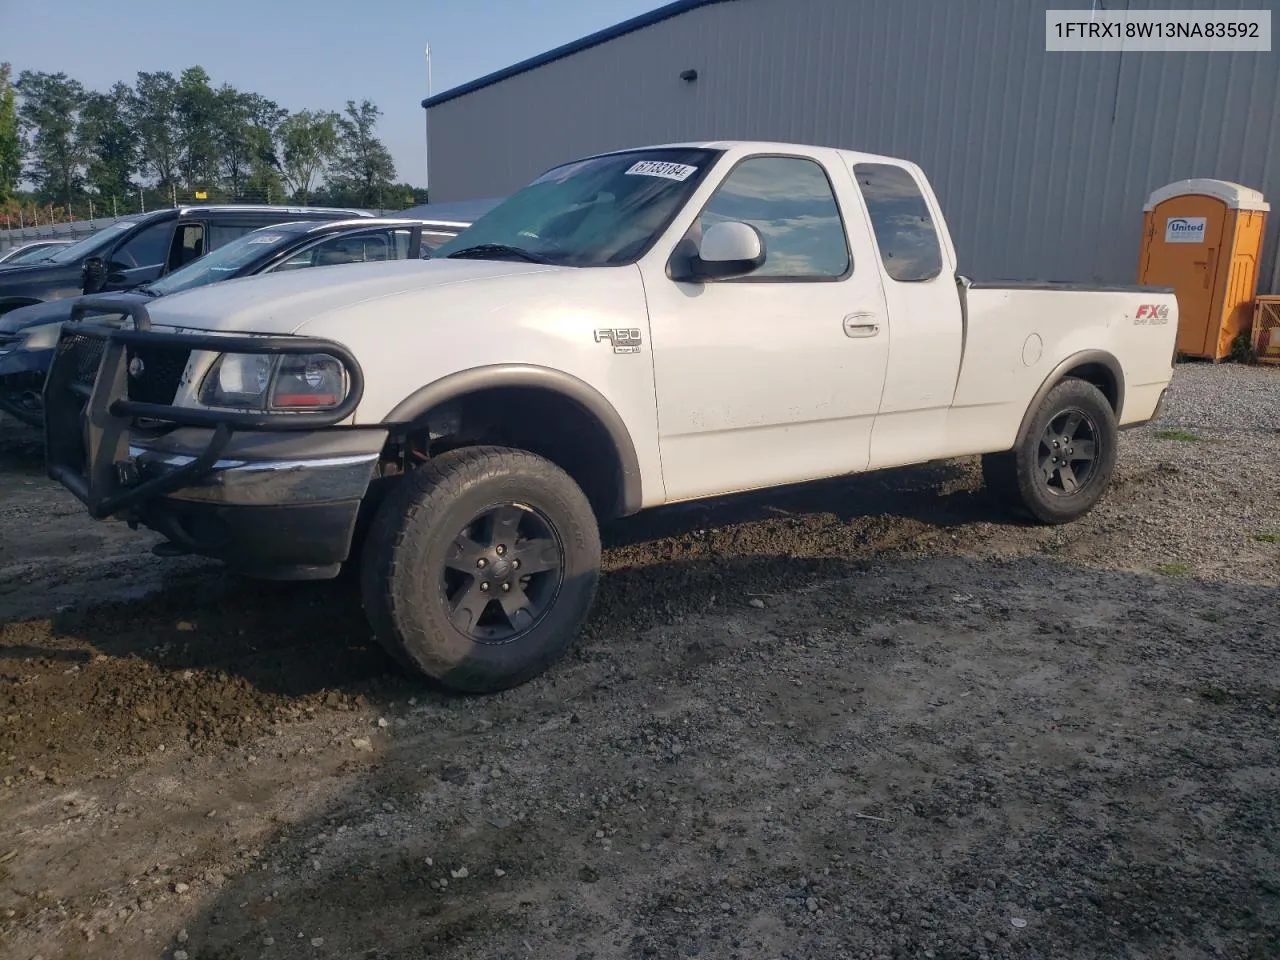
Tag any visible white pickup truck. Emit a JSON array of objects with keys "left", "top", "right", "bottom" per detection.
[{"left": 46, "top": 140, "right": 1178, "bottom": 693}]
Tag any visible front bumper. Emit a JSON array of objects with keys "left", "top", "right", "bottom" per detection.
[
  {"left": 0, "top": 345, "right": 52, "bottom": 426},
  {"left": 44, "top": 298, "right": 381, "bottom": 576},
  {"left": 0, "top": 344, "right": 53, "bottom": 377}
]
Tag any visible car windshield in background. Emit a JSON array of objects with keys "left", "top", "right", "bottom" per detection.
[
  {"left": 144, "top": 227, "right": 297, "bottom": 296},
  {"left": 433, "top": 148, "right": 720, "bottom": 268},
  {"left": 43, "top": 221, "right": 139, "bottom": 264},
  {"left": 5, "top": 244, "right": 66, "bottom": 264}
]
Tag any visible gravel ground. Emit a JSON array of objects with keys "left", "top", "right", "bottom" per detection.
[{"left": 0, "top": 361, "right": 1276, "bottom": 960}]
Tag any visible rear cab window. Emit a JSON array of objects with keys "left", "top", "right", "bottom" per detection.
[{"left": 853, "top": 163, "right": 944, "bottom": 282}]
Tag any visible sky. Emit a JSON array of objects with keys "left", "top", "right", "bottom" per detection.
[{"left": 4, "top": 0, "right": 669, "bottom": 188}]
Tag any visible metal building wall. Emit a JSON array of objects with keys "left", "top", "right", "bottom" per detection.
[{"left": 427, "top": 0, "right": 1280, "bottom": 288}]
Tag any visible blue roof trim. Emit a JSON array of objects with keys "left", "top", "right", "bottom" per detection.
[{"left": 421, "top": 0, "right": 733, "bottom": 109}]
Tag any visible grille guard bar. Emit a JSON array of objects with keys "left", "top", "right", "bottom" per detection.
[{"left": 44, "top": 300, "right": 365, "bottom": 520}]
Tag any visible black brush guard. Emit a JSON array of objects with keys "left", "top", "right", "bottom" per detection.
[{"left": 44, "top": 297, "right": 364, "bottom": 520}]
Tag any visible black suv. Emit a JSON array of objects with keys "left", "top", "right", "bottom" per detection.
[{"left": 0, "top": 205, "right": 371, "bottom": 317}]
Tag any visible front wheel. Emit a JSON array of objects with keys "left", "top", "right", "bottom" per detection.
[
  {"left": 984, "top": 377, "right": 1118, "bottom": 525},
  {"left": 359, "top": 445, "right": 601, "bottom": 693}
]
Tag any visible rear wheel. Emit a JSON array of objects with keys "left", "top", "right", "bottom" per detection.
[
  {"left": 359, "top": 445, "right": 601, "bottom": 693},
  {"left": 984, "top": 378, "right": 1117, "bottom": 525}
]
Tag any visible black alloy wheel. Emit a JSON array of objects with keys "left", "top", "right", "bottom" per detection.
[
  {"left": 1038, "top": 407, "right": 1100, "bottom": 496},
  {"left": 442, "top": 503, "right": 564, "bottom": 644}
]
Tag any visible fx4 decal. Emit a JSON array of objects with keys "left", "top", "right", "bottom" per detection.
[
  {"left": 1134, "top": 304, "right": 1170, "bottom": 325},
  {"left": 594, "top": 328, "right": 643, "bottom": 354}
]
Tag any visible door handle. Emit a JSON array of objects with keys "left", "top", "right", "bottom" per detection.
[{"left": 843, "top": 313, "right": 880, "bottom": 338}]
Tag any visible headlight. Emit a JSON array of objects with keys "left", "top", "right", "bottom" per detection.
[
  {"left": 199, "top": 352, "right": 347, "bottom": 411},
  {"left": 23, "top": 322, "right": 66, "bottom": 351}
]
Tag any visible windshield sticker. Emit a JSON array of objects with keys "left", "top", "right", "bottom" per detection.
[
  {"left": 625, "top": 160, "right": 698, "bottom": 182},
  {"left": 248, "top": 235, "right": 284, "bottom": 244}
]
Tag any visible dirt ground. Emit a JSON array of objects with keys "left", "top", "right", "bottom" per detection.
[{"left": 0, "top": 365, "right": 1277, "bottom": 960}]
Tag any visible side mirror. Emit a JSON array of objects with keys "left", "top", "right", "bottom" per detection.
[
  {"left": 670, "top": 221, "right": 766, "bottom": 283},
  {"left": 82, "top": 256, "right": 109, "bottom": 294}
]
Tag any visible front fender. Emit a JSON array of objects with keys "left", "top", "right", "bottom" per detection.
[{"left": 383, "top": 363, "right": 644, "bottom": 516}]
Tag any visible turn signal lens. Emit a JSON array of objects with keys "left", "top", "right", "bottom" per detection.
[{"left": 269, "top": 354, "right": 345, "bottom": 409}]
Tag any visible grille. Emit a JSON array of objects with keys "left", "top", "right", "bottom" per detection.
[
  {"left": 125, "top": 344, "right": 191, "bottom": 405},
  {"left": 63, "top": 333, "right": 106, "bottom": 389}
]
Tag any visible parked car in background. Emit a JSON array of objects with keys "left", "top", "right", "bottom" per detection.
[
  {"left": 393, "top": 196, "right": 504, "bottom": 247},
  {"left": 0, "top": 240, "right": 74, "bottom": 265},
  {"left": 0, "top": 216, "right": 473, "bottom": 425},
  {"left": 0, "top": 205, "right": 373, "bottom": 318},
  {"left": 41, "top": 139, "right": 1179, "bottom": 695}
]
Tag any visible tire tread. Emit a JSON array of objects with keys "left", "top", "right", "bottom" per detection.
[{"left": 360, "top": 445, "right": 600, "bottom": 692}]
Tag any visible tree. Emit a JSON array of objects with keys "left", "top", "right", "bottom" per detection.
[
  {"left": 216, "top": 88, "right": 285, "bottom": 198},
  {"left": 0, "top": 64, "right": 21, "bottom": 205},
  {"left": 130, "top": 71, "right": 180, "bottom": 193},
  {"left": 79, "top": 83, "right": 136, "bottom": 208},
  {"left": 174, "top": 67, "right": 220, "bottom": 195},
  {"left": 15, "top": 70, "right": 86, "bottom": 207},
  {"left": 331, "top": 100, "right": 397, "bottom": 207},
  {"left": 279, "top": 109, "right": 338, "bottom": 205}
]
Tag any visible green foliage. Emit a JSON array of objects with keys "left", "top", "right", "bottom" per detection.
[
  {"left": 1156, "top": 561, "right": 1191, "bottom": 577},
  {"left": 1152, "top": 429, "right": 1201, "bottom": 443},
  {"left": 330, "top": 100, "right": 398, "bottom": 208},
  {"left": 15, "top": 70, "right": 87, "bottom": 205},
  {"left": 279, "top": 110, "right": 339, "bottom": 204},
  {"left": 5, "top": 66, "right": 417, "bottom": 221},
  {"left": 0, "top": 64, "right": 21, "bottom": 205},
  {"left": 79, "top": 83, "right": 136, "bottom": 202},
  {"left": 175, "top": 67, "right": 220, "bottom": 193},
  {"left": 129, "top": 71, "right": 180, "bottom": 190}
]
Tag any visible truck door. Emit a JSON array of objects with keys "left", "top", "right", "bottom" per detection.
[
  {"left": 643, "top": 152, "right": 891, "bottom": 502},
  {"left": 849, "top": 162, "right": 964, "bottom": 470}
]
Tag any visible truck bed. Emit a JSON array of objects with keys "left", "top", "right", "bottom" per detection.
[{"left": 940, "top": 276, "right": 1179, "bottom": 460}]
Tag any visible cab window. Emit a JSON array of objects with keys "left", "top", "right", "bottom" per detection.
[
  {"left": 690, "top": 155, "right": 851, "bottom": 280},
  {"left": 112, "top": 221, "right": 173, "bottom": 269},
  {"left": 853, "top": 163, "right": 944, "bottom": 282}
]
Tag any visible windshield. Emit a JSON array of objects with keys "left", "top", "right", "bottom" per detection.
[
  {"left": 145, "top": 227, "right": 295, "bottom": 296},
  {"left": 433, "top": 147, "right": 720, "bottom": 267},
  {"left": 44, "top": 221, "right": 140, "bottom": 264}
]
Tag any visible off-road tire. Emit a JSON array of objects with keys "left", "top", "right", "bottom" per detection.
[
  {"left": 360, "top": 445, "right": 601, "bottom": 693},
  {"left": 986, "top": 377, "right": 1118, "bottom": 525}
]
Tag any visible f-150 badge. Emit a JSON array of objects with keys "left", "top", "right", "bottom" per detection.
[{"left": 594, "top": 328, "right": 643, "bottom": 354}]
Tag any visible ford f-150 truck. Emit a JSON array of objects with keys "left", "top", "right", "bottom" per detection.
[{"left": 44, "top": 140, "right": 1178, "bottom": 694}]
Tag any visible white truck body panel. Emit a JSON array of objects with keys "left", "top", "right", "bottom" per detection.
[{"left": 130, "top": 139, "right": 1178, "bottom": 513}]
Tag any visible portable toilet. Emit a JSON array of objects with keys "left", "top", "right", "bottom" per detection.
[{"left": 1138, "top": 179, "right": 1269, "bottom": 361}]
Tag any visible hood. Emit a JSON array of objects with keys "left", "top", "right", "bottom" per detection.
[
  {"left": 143, "top": 258, "right": 562, "bottom": 335},
  {"left": 0, "top": 292, "right": 146, "bottom": 334},
  {"left": 0, "top": 261, "right": 71, "bottom": 282}
]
